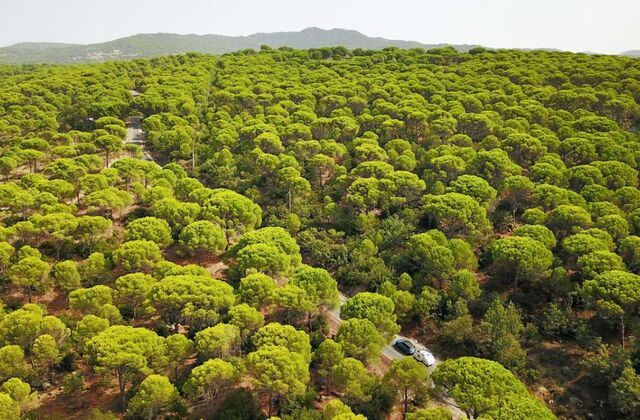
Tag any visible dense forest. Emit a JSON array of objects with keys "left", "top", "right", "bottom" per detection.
[{"left": 0, "top": 45, "right": 639, "bottom": 419}]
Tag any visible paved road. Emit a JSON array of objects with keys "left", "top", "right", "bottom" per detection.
[
  {"left": 125, "top": 116, "right": 153, "bottom": 161},
  {"left": 327, "top": 293, "right": 466, "bottom": 419},
  {"left": 328, "top": 293, "right": 438, "bottom": 369},
  {"left": 107, "top": 116, "right": 152, "bottom": 168}
]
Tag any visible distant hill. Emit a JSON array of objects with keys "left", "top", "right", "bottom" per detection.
[
  {"left": 0, "top": 28, "right": 480, "bottom": 64},
  {"left": 6, "top": 42, "right": 82, "bottom": 51},
  {"left": 621, "top": 50, "right": 640, "bottom": 57}
]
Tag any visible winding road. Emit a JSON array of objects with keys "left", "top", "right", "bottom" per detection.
[{"left": 327, "top": 293, "right": 466, "bottom": 419}]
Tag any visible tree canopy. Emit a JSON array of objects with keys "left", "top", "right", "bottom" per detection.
[{"left": 1, "top": 43, "right": 638, "bottom": 419}]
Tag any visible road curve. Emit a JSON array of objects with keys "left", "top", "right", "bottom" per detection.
[{"left": 327, "top": 292, "right": 466, "bottom": 419}]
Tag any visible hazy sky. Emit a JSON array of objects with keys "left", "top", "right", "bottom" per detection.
[{"left": 1, "top": 0, "right": 639, "bottom": 53}]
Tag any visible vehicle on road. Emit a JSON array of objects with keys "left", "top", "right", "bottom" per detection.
[
  {"left": 414, "top": 349, "right": 436, "bottom": 366},
  {"left": 392, "top": 338, "right": 416, "bottom": 355}
]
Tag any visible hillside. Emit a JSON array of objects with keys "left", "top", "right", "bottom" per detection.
[
  {"left": 621, "top": 49, "right": 640, "bottom": 57},
  {"left": 0, "top": 27, "right": 479, "bottom": 63}
]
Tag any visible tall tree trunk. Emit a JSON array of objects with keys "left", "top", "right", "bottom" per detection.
[
  {"left": 402, "top": 388, "right": 408, "bottom": 419},
  {"left": 275, "top": 395, "right": 281, "bottom": 415},
  {"left": 192, "top": 142, "right": 197, "bottom": 172},
  {"left": 117, "top": 370, "right": 127, "bottom": 408}
]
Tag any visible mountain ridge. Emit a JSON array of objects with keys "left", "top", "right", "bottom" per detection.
[
  {"left": 0, "top": 28, "right": 636, "bottom": 64},
  {"left": 0, "top": 28, "right": 477, "bottom": 63}
]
